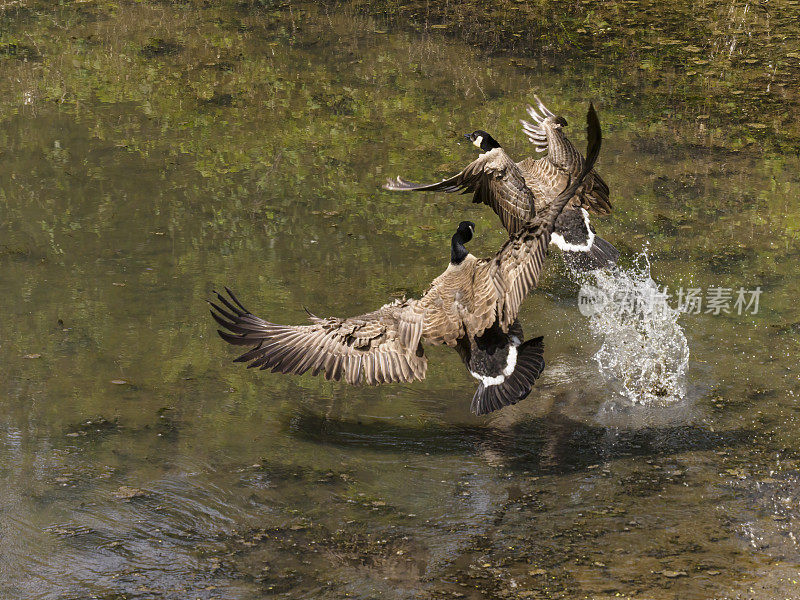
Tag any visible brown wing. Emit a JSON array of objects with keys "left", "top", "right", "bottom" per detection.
[
  {"left": 488, "top": 103, "right": 603, "bottom": 330},
  {"left": 519, "top": 95, "right": 555, "bottom": 153},
  {"left": 210, "top": 289, "right": 427, "bottom": 385},
  {"left": 520, "top": 96, "right": 611, "bottom": 215},
  {"left": 415, "top": 256, "right": 500, "bottom": 346},
  {"left": 516, "top": 156, "right": 568, "bottom": 213},
  {"left": 584, "top": 171, "right": 611, "bottom": 215},
  {"left": 384, "top": 148, "right": 535, "bottom": 234}
]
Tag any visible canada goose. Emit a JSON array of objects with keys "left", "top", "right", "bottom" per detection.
[
  {"left": 384, "top": 96, "right": 618, "bottom": 270},
  {"left": 210, "top": 104, "right": 601, "bottom": 415}
]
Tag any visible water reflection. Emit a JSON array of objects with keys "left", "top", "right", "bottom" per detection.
[{"left": 287, "top": 406, "right": 756, "bottom": 471}]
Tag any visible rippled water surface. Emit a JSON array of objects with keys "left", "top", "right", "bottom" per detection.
[{"left": 2, "top": 1, "right": 800, "bottom": 598}]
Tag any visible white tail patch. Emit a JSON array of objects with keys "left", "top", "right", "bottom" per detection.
[
  {"left": 469, "top": 338, "right": 519, "bottom": 387},
  {"left": 551, "top": 208, "right": 595, "bottom": 253},
  {"left": 501, "top": 344, "right": 518, "bottom": 377}
]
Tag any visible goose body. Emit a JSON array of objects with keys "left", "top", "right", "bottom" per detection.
[
  {"left": 384, "top": 96, "right": 618, "bottom": 270},
  {"left": 211, "top": 104, "right": 601, "bottom": 415},
  {"left": 456, "top": 321, "right": 545, "bottom": 415}
]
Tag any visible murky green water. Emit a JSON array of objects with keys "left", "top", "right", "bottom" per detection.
[{"left": 2, "top": 1, "right": 800, "bottom": 598}]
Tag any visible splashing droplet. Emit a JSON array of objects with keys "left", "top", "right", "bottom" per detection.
[{"left": 575, "top": 250, "right": 689, "bottom": 404}]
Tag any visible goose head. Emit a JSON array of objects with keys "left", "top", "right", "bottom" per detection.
[
  {"left": 451, "top": 221, "right": 475, "bottom": 265},
  {"left": 456, "top": 221, "right": 475, "bottom": 242},
  {"left": 465, "top": 130, "right": 501, "bottom": 152}
]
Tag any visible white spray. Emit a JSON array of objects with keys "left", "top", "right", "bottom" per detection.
[{"left": 574, "top": 249, "right": 690, "bottom": 404}]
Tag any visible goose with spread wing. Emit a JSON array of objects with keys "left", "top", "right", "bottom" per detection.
[
  {"left": 211, "top": 104, "right": 601, "bottom": 415},
  {"left": 384, "top": 96, "right": 618, "bottom": 270}
]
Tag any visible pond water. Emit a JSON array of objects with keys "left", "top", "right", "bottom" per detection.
[{"left": 1, "top": 1, "right": 800, "bottom": 598}]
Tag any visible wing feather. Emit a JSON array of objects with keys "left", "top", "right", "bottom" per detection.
[
  {"left": 519, "top": 97, "right": 612, "bottom": 216},
  {"left": 211, "top": 290, "right": 428, "bottom": 384},
  {"left": 384, "top": 148, "right": 536, "bottom": 235},
  {"left": 486, "top": 103, "right": 603, "bottom": 330}
]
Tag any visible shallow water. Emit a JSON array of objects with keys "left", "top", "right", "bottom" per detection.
[{"left": 2, "top": 1, "right": 800, "bottom": 599}]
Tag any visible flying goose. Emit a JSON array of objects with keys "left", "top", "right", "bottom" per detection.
[
  {"left": 210, "top": 104, "right": 601, "bottom": 415},
  {"left": 384, "top": 96, "right": 618, "bottom": 270}
]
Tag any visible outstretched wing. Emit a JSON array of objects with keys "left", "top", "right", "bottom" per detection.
[
  {"left": 384, "top": 148, "right": 535, "bottom": 235},
  {"left": 210, "top": 289, "right": 427, "bottom": 385},
  {"left": 490, "top": 103, "right": 603, "bottom": 329},
  {"left": 519, "top": 95, "right": 558, "bottom": 153},
  {"left": 520, "top": 96, "right": 611, "bottom": 216}
]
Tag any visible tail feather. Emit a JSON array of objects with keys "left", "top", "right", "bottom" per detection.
[
  {"left": 471, "top": 337, "right": 545, "bottom": 416},
  {"left": 562, "top": 235, "right": 619, "bottom": 271},
  {"left": 551, "top": 208, "right": 618, "bottom": 271}
]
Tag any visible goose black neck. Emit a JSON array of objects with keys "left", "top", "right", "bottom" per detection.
[
  {"left": 480, "top": 136, "right": 501, "bottom": 152},
  {"left": 451, "top": 232, "right": 469, "bottom": 265}
]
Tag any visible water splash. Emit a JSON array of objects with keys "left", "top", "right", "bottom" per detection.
[{"left": 574, "top": 250, "right": 690, "bottom": 404}]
